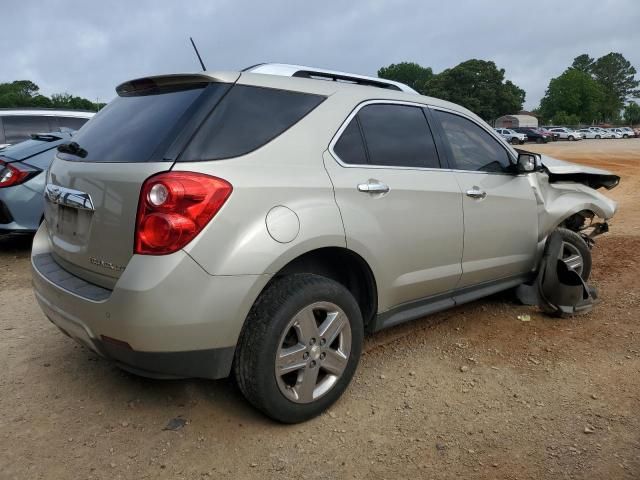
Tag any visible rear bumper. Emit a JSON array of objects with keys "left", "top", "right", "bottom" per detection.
[{"left": 31, "top": 224, "right": 271, "bottom": 379}]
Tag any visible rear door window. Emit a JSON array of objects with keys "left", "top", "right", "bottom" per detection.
[
  {"left": 58, "top": 84, "right": 210, "bottom": 163},
  {"left": 338, "top": 103, "right": 440, "bottom": 168},
  {"left": 333, "top": 117, "right": 368, "bottom": 165},
  {"left": 180, "top": 85, "right": 325, "bottom": 161}
]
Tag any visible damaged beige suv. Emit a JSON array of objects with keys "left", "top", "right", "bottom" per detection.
[{"left": 32, "top": 63, "right": 619, "bottom": 423}]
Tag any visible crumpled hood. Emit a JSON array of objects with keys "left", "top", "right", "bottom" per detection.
[{"left": 539, "top": 154, "right": 620, "bottom": 190}]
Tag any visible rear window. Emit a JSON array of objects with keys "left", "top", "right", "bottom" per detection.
[
  {"left": 55, "top": 116, "right": 90, "bottom": 131},
  {"left": 2, "top": 116, "right": 54, "bottom": 144},
  {"left": 0, "top": 137, "right": 59, "bottom": 161},
  {"left": 58, "top": 84, "right": 209, "bottom": 163},
  {"left": 179, "top": 85, "right": 325, "bottom": 161}
]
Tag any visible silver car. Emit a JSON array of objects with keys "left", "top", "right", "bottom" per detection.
[{"left": 31, "top": 64, "right": 619, "bottom": 423}]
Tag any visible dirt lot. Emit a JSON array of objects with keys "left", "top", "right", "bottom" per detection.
[{"left": 1, "top": 139, "right": 639, "bottom": 479}]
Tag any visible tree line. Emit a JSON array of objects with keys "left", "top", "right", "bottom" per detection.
[
  {"left": 2, "top": 53, "right": 638, "bottom": 125},
  {"left": 378, "top": 52, "right": 640, "bottom": 125},
  {"left": 0, "top": 80, "right": 104, "bottom": 111}
]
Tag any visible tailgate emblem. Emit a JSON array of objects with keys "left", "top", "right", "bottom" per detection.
[
  {"left": 45, "top": 184, "right": 95, "bottom": 211},
  {"left": 89, "top": 257, "right": 125, "bottom": 272}
]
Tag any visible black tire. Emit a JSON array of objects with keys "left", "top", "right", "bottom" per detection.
[
  {"left": 556, "top": 227, "right": 592, "bottom": 280},
  {"left": 511, "top": 137, "right": 520, "bottom": 145},
  {"left": 234, "top": 274, "right": 363, "bottom": 423},
  {"left": 595, "top": 135, "right": 601, "bottom": 139},
  {"left": 568, "top": 135, "right": 575, "bottom": 141},
  {"left": 536, "top": 137, "right": 543, "bottom": 144},
  {"left": 623, "top": 134, "right": 629, "bottom": 139}
]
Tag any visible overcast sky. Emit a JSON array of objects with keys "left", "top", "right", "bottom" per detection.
[{"left": 2, "top": 0, "right": 639, "bottom": 110}]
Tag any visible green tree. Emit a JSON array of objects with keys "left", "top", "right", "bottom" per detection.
[
  {"left": 570, "top": 54, "right": 594, "bottom": 74},
  {"left": 591, "top": 52, "right": 640, "bottom": 121},
  {"left": 623, "top": 101, "right": 640, "bottom": 125},
  {"left": 539, "top": 69, "right": 603, "bottom": 124},
  {"left": 424, "top": 59, "right": 525, "bottom": 121},
  {"left": 0, "top": 80, "right": 102, "bottom": 111},
  {"left": 377, "top": 62, "right": 433, "bottom": 94}
]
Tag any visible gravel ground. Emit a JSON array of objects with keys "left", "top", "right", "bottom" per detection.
[{"left": 0, "top": 139, "right": 639, "bottom": 479}]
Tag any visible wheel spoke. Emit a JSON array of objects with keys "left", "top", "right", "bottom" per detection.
[
  {"left": 321, "top": 349, "right": 348, "bottom": 376},
  {"left": 318, "top": 311, "right": 346, "bottom": 345},
  {"left": 563, "top": 254, "right": 583, "bottom": 272},
  {"left": 295, "top": 364, "right": 319, "bottom": 402},
  {"left": 294, "top": 307, "right": 319, "bottom": 345},
  {"left": 276, "top": 344, "right": 307, "bottom": 375}
]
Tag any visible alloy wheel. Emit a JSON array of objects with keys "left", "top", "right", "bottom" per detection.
[
  {"left": 561, "top": 241, "right": 584, "bottom": 276},
  {"left": 275, "top": 302, "right": 352, "bottom": 404}
]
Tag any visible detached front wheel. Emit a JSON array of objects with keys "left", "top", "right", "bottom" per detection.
[
  {"left": 556, "top": 227, "right": 592, "bottom": 280},
  {"left": 234, "top": 274, "right": 363, "bottom": 423}
]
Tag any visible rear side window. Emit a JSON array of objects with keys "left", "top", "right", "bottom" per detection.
[
  {"left": 59, "top": 84, "right": 209, "bottom": 162},
  {"left": 434, "top": 110, "right": 511, "bottom": 173},
  {"left": 333, "top": 118, "right": 367, "bottom": 165},
  {"left": 3, "top": 116, "right": 54, "bottom": 144},
  {"left": 180, "top": 85, "right": 325, "bottom": 161},
  {"left": 358, "top": 104, "right": 440, "bottom": 168}
]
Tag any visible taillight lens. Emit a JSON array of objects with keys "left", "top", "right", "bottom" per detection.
[
  {"left": 0, "top": 160, "right": 38, "bottom": 188},
  {"left": 135, "top": 172, "right": 232, "bottom": 255}
]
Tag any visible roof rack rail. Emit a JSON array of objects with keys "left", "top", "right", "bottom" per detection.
[{"left": 243, "top": 63, "right": 418, "bottom": 94}]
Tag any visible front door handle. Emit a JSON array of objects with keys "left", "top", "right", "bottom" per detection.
[
  {"left": 465, "top": 187, "right": 487, "bottom": 199},
  {"left": 358, "top": 181, "right": 390, "bottom": 194}
]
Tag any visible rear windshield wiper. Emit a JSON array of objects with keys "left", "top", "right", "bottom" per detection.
[
  {"left": 57, "top": 141, "right": 88, "bottom": 158},
  {"left": 31, "top": 133, "right": 62, "bottom": 142}
]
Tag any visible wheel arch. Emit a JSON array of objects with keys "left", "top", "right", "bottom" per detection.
[{"left": 257, "top": 246, "right": 378, "bottom": 331}]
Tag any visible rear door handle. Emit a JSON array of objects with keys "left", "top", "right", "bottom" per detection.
[
  {"left": 465, "top": 187, "right": 487, "bottom": 200},
  {"left": 357, "top": 181, "right": 390, "bottom": 194}
]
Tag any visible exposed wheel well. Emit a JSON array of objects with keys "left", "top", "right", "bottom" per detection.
[
  {"left": 560, "top": 210, "right": 595, "bottom": 232},
  {"left": 273, "top": 247, "right": 378, "bottom": 329}
]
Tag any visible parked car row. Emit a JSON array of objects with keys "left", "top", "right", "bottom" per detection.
[
  {"left": 495, "top": 125, "right": 638, "bottom": 144},
  {"left": 545, "top": 126, "right": 638, "bottom": 140}
]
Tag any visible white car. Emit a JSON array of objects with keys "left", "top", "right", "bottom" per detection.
[
  {"left": 578, "top": 129, "right": 600, "bottom": 139},
  {"left": 619, "top": 127, "right": 637, "bottom": 138},
  {"left": 607, "top": 128, "right": 625, "bottom": 139},
  {"left": 549, "top": 127, "right": 583, "bottom": 141},
  {"left": 494, "top": 128, "right": 527, "bottom": 145},
  {"left": 590, "top": 127, "right": 617, "bottom": 139}
]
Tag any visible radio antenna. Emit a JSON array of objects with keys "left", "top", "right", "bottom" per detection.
[{"left": 189, "top": 37, "right": 207, "bottom": 71}]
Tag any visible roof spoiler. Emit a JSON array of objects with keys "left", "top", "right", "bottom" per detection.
[{"left": 116, "top": 72, "right": 240, "bottom": 96}]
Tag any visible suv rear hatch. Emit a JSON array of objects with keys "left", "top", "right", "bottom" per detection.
[{"left": 43, "top": 73, "right": 237, "bottom": 289}]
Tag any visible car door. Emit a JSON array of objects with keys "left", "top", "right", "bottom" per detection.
[
  {"left": 324, "top": 102, "right": 464, "bottom": 312},
  {"left": 430, "top": 108, "right": 538, "bottom": 289}
]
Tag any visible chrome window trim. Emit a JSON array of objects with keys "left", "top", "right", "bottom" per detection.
[{"left": 328, "top": 100, "right": 520, "bottom": 177}]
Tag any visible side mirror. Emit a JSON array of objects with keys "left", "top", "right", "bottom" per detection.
[{"left": 516, "top": 152, "right": 540, "bottom": 173}]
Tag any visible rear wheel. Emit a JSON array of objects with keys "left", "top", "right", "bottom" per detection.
[
  {"left": 595, "top": 135, "right": 601, "bottom": 139},
  {"left": 234, "top": 274, "right": 363, "bottom": 423},
  {"left": 511, "top": 137, "right": 520, "bottom": 145},
  {"left": 568, "top": 135, "right": 575, "bottom": 141},
  {"left": 536, "top": 137, "right": 543, "bottom": 144},
  {"left": 556, "top": 227, "right": 592, "bottom": 280}
]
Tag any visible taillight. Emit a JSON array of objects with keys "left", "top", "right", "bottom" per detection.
[
  {"left": 135, "top": 171, "right": 232, "bottom": 255},
  {"left": 0, "top": 160, "right": 39, "bottom": 188}
]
